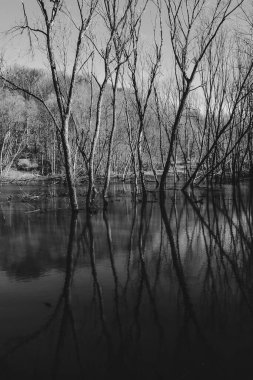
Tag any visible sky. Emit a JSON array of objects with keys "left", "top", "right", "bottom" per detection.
[
  {"left": 0, "top": 0, "right": 46, "bottom": 68},
  {"left": 0, "top": 0, "right": 252, "bottom": 80},
  {"left": 0, "top": 0, "right": 160, "bottom": 71}
]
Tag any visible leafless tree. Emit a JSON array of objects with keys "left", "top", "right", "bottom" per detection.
[
  {"left": 0, "top": 0, "right": 98, "bottom": 211},
  {"left": 76, "top": 0, "right": 129, "bottom": 211},
  {"left": 160, "top": 0, "right": 245, "bottom": 197},
  {"left": 183, "top": 32, "right": 253, "bottom": 188},
  {"left": 102, "top": 0, "right": 134, "bottom": 205},
  {"left": 127, "top": 0, "right": 162, "bottom": 198}
]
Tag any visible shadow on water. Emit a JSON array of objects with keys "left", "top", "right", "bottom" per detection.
[{"left": 0, "top": 183, "right": 253, "bottom": 378}]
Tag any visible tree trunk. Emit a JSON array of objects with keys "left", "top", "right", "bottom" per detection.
[
  {"left": 103, "top": 89, "right": 117, "bottom": 203},
  {"left": 61, "top": 119, "right": 78, "bottom": 212},
  {"left": 137, "top": 125, "right": 146, "bottom": 198},
  {"left": 87, "top": 85, "right": 106, "bottom": 210},
  {"left": 160, "top": 87, "right": 190, "bottom": 197}
]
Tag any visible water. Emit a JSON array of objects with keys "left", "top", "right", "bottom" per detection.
[{"left": 0, "top": 182, "right": 253, "bottom": 379}]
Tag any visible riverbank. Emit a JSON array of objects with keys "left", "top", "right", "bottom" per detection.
[
  {"left": 0, "top": 169, "right": 63, "bottom": 184},
  {"left": 0, "top": 169, "right": 159, "bottom": 186}
]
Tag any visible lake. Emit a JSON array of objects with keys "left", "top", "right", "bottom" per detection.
[{"left": 0, "top": 181, "right": 253, "bottom": 379}]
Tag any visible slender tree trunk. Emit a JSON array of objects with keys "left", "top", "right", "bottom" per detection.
[
  {"left": 137, "top": 122, "right": 146, "bottom": 198},
  {"left": 61, "top": 118, "right": 78, "bottom": 212},
  {"left": 86, "top": 167, "right": 96, "bottom": 211},
  {"left": 0, "top": 131, "right": 10, "bottom": 176},
  {"left": 144, "top": 132, "right": 159, "bottom": 187},
  {"left": 103, "top": 87, "right": 117, "bottom": 203},
  {"left": 87, "top": 87, "right": 105, "bottom": 210},
  {"left": 160, "top": 89, "right": 189, "bottom": 197},
  {"left": 122, "top": 153, "right": 131, "bottom": 182}
]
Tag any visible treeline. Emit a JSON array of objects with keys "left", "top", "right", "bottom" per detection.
[
  {"left": 0, "top": 0, "right": 253, "bottom": 211},
  {"left": 0, "top": 67, "right": 165, "bottom": 178}
]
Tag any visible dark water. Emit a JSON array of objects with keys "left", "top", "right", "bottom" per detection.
[{"left": 0, "top": 182, "right": 253, "bottom": 379}]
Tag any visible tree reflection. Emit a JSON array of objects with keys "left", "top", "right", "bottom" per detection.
[
  {"left": 179, "top": 186, "right": 253, "bottom": 377},
  {"left": 0, "top": 211, "right": 83, "bottom": 379},
  {"left": 103, "top": 210, "right": 123, "bottom": 341},
  {"left": 185, "top": 187, "right": 253, "bottom": 315},
  {"left": 52, "top": 212, "right": 84, "bottom": 378},
  {"left": 160, "top": 190, "right": 229, "bottom": 378},
  {"left": 85, "top": 213, "right": 112, "bottom": 349},
  {"left": 2, "top": 186, "right": 253, "bottom": 379}
]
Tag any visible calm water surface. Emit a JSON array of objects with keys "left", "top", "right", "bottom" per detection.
[{"left": 0, "top": 182, "right": 253, "bottom": 379}]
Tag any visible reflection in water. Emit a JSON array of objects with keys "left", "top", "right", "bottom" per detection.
[{"left": 0, "top": 184, "right": 253, "bottom": 379}]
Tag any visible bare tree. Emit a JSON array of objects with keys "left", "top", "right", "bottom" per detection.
[
  {"left": 183, "top": 34, "right": 253, "bottom": 188},
  {"left": 0, "top": 0, "right": 98, "bottom": 211},
  {"left": 127, "top": 0, "right": 162, "bottom": 198},
  {"left": 75, "top": 2, "right": 125, "bottom": 211},
  {"left": 121, "top": 81, "right": 139, "bottom": 188},
  {"left": 102, "top": 0, "right": 134, "bottom": 205},
  {"left": 76, "top": 0, "right": 144, "bottom": 211},
  {"left": 160, "top": 0, "right": 245, "bottom": 197}
]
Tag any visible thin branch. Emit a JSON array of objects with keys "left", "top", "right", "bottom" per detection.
[{"left": 0, "top": 75, "right": 60, "bottom": 132}]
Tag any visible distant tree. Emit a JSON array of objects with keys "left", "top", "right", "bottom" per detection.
[{"left": 0, "top": 90, "right": 28, "bottom": 174}]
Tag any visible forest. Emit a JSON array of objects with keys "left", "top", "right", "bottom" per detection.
[{"left": 0, "top": 0, "right": 252, "bottom": 211}]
